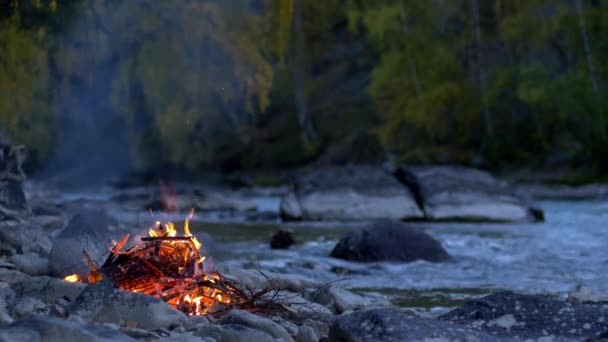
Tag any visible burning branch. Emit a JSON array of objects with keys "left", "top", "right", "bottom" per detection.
[{"left": 63, "top": 214, "right": 293, "bottom": 317}]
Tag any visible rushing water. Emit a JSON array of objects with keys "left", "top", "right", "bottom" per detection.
[{"left": 191, "top": 200, "right": 608, "bottom": 313}]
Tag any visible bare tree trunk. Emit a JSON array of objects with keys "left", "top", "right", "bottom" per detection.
[
  {"left": 470, "top": 0, "right": 493, "bottom": 139},
  {"left": 293, "top": 0, "right": 319, "bottom": 148},
  {"left": 574, "top": 0, "right": 599, "bottom": 92}
]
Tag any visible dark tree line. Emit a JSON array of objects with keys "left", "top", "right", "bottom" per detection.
[{"left": 1, "top": 0, "right": 607, "bottom": 176}]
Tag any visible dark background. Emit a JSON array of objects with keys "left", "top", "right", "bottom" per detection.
[{"left": 1, "top": 0, "right": 607, "bottom": 184}]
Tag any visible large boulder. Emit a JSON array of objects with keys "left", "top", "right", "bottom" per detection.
[
  {"left": 48, "top": 209, "right": 117, "bottom": 277},
  {"left": 439, "top": 291, "right": 608, "bottom": 341},
  {"left": 330, "top": 220, "right": 450, "bottom": 262},
  {"left": 329, "top": 308, "right": 497, "bottom": 342},
  {"left": 396, "top": 165, "right": 544, "bottom": 222},
  {"left": 280, "top": 166, "right": 423, "bottom": 221}
]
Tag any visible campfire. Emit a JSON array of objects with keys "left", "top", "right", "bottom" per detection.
[{"left": 63, "top": 211, "right": 251, "bottom": 316}]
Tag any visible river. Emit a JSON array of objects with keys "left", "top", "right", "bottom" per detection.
[{"left": 191, "top": 200, "right": 608, "bottom": 314}]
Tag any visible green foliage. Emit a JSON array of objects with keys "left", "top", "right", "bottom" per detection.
[
  {"left": 2, "top": 0, "right": 608, "bottom": 175},
  {"left": 0, "top": 16, "right": 53, "bottom": 166}
]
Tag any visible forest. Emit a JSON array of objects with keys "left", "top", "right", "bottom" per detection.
[{"left": 1, "top": 0, "right": 607, "bottom": 178}]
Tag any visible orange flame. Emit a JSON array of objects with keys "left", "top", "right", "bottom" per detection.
[{"left": 64, "top": 274, "right": 81, "bottom": 282}]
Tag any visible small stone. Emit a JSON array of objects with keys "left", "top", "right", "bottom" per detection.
[
  {"left": 12, "top": 297, "right": 46, "bottom": 319},
  {"left": 306, "top": 285, "right": 381, "bottom": 314},
  {"left": 218, "top": 309, "right": 294, "bottom": 342},
  {"left": 6, "top": 315, "right": 136, "bottom": 342},
  {"left": 195, "top": 324, "right": 275, "bottom": 342},
  {"left": 296, "top": 325, "right": 319, "bottom": 342},
  {"left": 270, "top": 229, "right": 295, "bottom": 249}
]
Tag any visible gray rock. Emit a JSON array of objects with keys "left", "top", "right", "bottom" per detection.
[
  {"left": 0, "top": 327, "right": 41, "bottom": 342},
  {"left": 0, "top": 269, "right": 31, "bottom": 286},
  {"left": 195, "top": 324, "right": 276, "bottom": 342},
  {"left": 49, "top": 209, "right": 116, "bottom": 276},
  {"left": 218, "top": 310, "right": 294, "bottom": 342},
  {"left": 306, "top": 285, "right": 380, "bottom": 314},
  {"left": 296, "top": 324, "right": 320, "bottom": 342},
  {"left": 11, "top": 297, "right": 46, "bottom": 319},
  {"left": 396, "top": 165, "right": 543, "bottom": 222},
  {"left": 330, "top": 220, "right": 451, "bottom": 262},
  {"left": 0, "top": 283, "right": 15, "bottom": 325},
  {"left": 439, "top": 291, "right": 608, "bottom": 340},
  {"left": 280, "top": 192, "right": 303, "bottom": 220},
  {"left": 8, "top": 254, "right": 49, "bottom": 276},
  {"left": 68, "top": 280, "right": 188, "bottom": 330},
  {"left": 0, "top": 222, "right": 51, "bottom": 256},
  {"left": 329, "top": 308, "right": 497, "bottom": 342},
  {"left": 2, "top": 315, "right": 136, "bottom": 342},
  {"left": 281, "top": 166, "right": 423, "bottom": 221},
  {"left": 12, "top": 276, "right": 85, "bottom": 304},
  {"left": 279, "top": 293, "right": 334, "bottom": 324}
]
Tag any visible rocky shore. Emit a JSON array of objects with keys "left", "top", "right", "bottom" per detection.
[{"left": 1, "top": 140, "right": 607, "bottom": 341}]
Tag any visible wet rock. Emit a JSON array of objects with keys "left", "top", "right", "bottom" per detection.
[
  {"left": 568, "top": 286, "right": 608, "bottom": 304},
  {"left": 68, "top": 280, "right": 188, "bottom": 330},
  {"left": 330, "top": 220, "right": 450, "bottom": 262},
  {"left": 439, "top": 291, "right": 608, "bottom": 340},
  {"left": 195, "top": 324, "right": 276, "bottom": 342},
  {"left": 280, "top": 166, "right": 423, "bottom": 221},
  {"left": 270, "top": 229, "right": 295, "bottom": 249},
  {"left": 280, "top": 192, "right": 303, "bottom": 220},
  {"left": 329, "top": 307, "right": 496, "bottom": 342},
  {"left": 396, "top": 165, "right": 544, "bottom": 222},
  {"left": 2, "top": 315, "right": 136, "bottom": 342},
  {"left": 0, "top": 222, "right": 51, "bottom": 256},
  {"left": 8, "top": 254, "right": 49, "bottom": 276},
  {"left": 12, "top": 276, "right": 85, "bottom": 304},
  {"left": 49, "top": 209, "right": 116, "bottom": 276},
  {"left": 218, "top": 310, "right": 294, "bottom": 342},
  {"left": 306, "top": 285, "right": 380, "bottom": 314}
]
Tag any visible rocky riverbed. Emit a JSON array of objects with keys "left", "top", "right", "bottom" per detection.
[{"left": 1, "top": 142, "right": 608, "bottom": 341}]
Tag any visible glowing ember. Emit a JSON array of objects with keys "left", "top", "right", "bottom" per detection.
[
  {"left": 64, "top": 274, "right": 81, "bottom": 282},
  {"left": 63, "top": 210, "right": 245, "bottom": 316}
]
